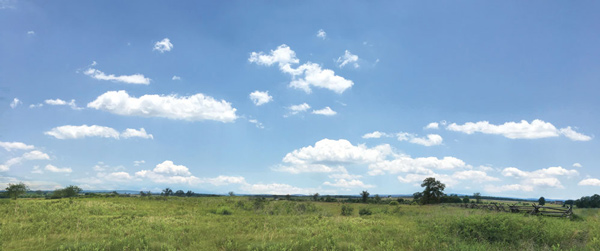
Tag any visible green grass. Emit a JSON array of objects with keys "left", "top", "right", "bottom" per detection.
[{"left": 1, "top": 197, "right": 599, "bottom": 250}]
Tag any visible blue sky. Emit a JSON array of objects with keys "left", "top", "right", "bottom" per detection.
[{"left": 1, "top": 1, "right": 599, "bottom": 199}]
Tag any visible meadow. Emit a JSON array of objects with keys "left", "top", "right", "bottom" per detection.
[{"left": 1, "top": 196, "right": 599, "bottom": 250}]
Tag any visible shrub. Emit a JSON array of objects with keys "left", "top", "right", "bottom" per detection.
[
  {"left": 341, "top": 205, "right": 354, "bottom": 216},
  {"left": 359, "top": 208, "right": 372, "bottom": 216},
  {"left": 215, "top": 206, "right": 233, "bottom": 215},
  {"left": 389, "top": 201, "right": 399, "bottom": 206}
]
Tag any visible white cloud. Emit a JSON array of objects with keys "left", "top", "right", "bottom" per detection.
[
  {"left": 559, "top": 127, "right": 592, "bottom": 141},
  {"left": 121, "top": 128, "right": 154, "bottom": 139},
  {"left": 287, "top": 103, "right": 311, "bottom": 116},
  {"left": 283, "top": 139, "right": 392, "bottom": 167},
  {"left": 452, "top": 170, "right": 499, "bottom": 182},
  {"left": 45, "top": 125, "right": 153, "bottom": 140},
  {"left": 312, "top": 107, "right": 336, "bottom": 116},
  {"left": 153, "top": 160, "right": 191, "bottom": 176},
  {"left": 0, "top": 141, "right": 34, "bottom": 151},
  {"left": 336, "top": 50, "right": 359, "bottom": 68},
  {"left": 10, "top": 98, "right": 21, "bottom": 109},
  {"left": 249, "top": 90, "right": 273, "bottom": 106},
  {"left": 499, "top": 166, "right": 579, "bottom": 190},
  {"left": 31, "top": 165, "right": 43, "bottom": 174},
  {"left": 103, "top": 172, "right": 133, "bottom": 181},
  {"left": 317, "top": 29, "right": 326, "bottom": 39},
  {"left": 172, "top": 76, "right": 181, "bottom": 80},
  {"left": 27, "top": 30, "right": 35, "bottom": 35},
  {"left": 362, "top": 131, "right": 392, "bottom": 139},
  {"left": 447, "top": 119, "right": 592, "bottom": 141},
  {"left": 425, "top": 122, "right": 439, "bottom": 130},
  {"left": 409, "top": 134, "right": 443, "bottom": 146},
  {"left": 133, "top": 160, "right": 145, "bottom": 166},
  {"left": 248, "top": 119, "right": 264, "bottom": 129},
  {"left": 484, "top": 184, "right": 534, "bottom": 193},
  {"left": 45, "top": 125, "right": 120, "bottom": 139},
  {"left": 87, "top": 90, "right": 237, "bottom": 123},
  {"left": 29, "top": 103, "right": 43, "bottom": 108},
  {"left": 44, "top": 164, "right": 72, "bottom": 173},
  {"left": 323, "top": 179, "right": 374, "bottom": 189},
  {"left": 368, "top": 156, "right": 466, "bottom": 176},
  {"left": 573, "top": 163, "right": 582, "bottom": 168},
  {"left": 84, "top": 68, "right": 150, "bottom": 85},
  {"left": 578, "top": 178, "right": 600, "bottom": 186},
  {"left": 135, "top": 161, "right": 200, "bottom": 185},
  {"left": 0, "top": 150, "right": 50, "bottom": 172},
  {"left": 153, "top": 38, "right": 173, "bottom": 53},
  {"left": 249, "top": 44, "right": 354, "bottom": 94},
  {"left": 44, "top": 99, "right": 83, "bottom": 110},
  {"left": 202, "top": 175, "right": 247, "bottom": 186},
  {"left": 242, "top": 183, "right": 313, "bottom": 195}
]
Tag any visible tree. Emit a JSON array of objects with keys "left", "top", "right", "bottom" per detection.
[
  {"left": 473, "top": 192, "right": 482, "bottom": 204},
  {"left": 360, "top": 190, "right": 370, "bottom": 203},
  {"left": 374, "top": 194, "right": 381, "bottom": 204},
  {"left": 162, "top": 187, "right": 173, "bottom": 196},
  {"left": 285, "top": 194, "right": 291, "bottom": 200},
  {"left": 63, "top": 185, "right": 82, "bottom": 197},
  {"left": 462, "top": 196, "right": 470, "bottom": 204},
  {"left": 538, "top": 196, "right": 546, "bottom": 206},
  {"left": 228, "top": 191, "right": 235, "bottom": 196},
  {"left": 312, "top": 193, "right": 320, "bottom": 201},
  {"left": 186, "top": 190, "right": 194, "bottom": 197},
  {"left": 420, "top": 177, "right": 446, "bottom": 204},
  {"left": 413, "top": 192, "right": 423, "bottom": 202},
  {"left": 174, "top": 190, "right": 185, "bottom": 197},
  {"left": 5, "top": 182, "right": 28, "bottom": 200}
]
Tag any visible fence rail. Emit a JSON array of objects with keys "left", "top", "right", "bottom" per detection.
[{"left": 457, "top": 203, "right": 573, "bottom": 218}]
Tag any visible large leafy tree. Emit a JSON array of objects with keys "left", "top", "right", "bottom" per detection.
[
  {"left": 6, "top": 182, "right": 28, "bottom": 200},
  {"left": 420, "top": 177, "right": 446, "bottom": 204},
  {"left": 360, "top": 190, "right": 370, "bottom": 203},
  {"left": 538, "top": 196, "right": 546, "bottom": 206}
]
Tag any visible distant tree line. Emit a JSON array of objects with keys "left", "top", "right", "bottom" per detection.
[{"left": 575, "top": 194, "right": 600, "bottom": 208}]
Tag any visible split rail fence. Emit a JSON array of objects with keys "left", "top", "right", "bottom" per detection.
[{"left": 457, "top": 203, "right": 573, "bottom": 218}]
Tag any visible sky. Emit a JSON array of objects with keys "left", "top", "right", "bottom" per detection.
[{"left": 1, "top": 1, "right": 599, "bottom": 199}]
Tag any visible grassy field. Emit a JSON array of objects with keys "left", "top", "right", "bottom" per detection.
[{"left": 1, "top": 197, "right": 599, "bottom": 250}]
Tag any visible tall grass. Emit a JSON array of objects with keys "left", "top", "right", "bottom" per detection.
[{"left": 0, "top": 197, "right": 598, "bottom": 250}]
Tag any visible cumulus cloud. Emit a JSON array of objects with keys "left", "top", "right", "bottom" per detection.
[
  {"left": 447, "top": 119, "right": 592, "bottom": 141},
  {"left": 172, "top": 75, "right": 181, "bottom": 80},
  {"left": 44, "top": 164, "right": 72, "bottom": 173},
  {"left": 409, "top": 134, "right": 443, "bottom": 146},
  {"left": 336, "top": 50, "right": 359, "bottom": 68},
  {"left": 249, "top": 44, "right": 354, "bottom": 94},
  {"left": 153, "top": 38, "right": 173, "bottom": 53},
  {"left": 578, "top": 178, "right": 600, "bottom": 186},
  {"left": 368, "top": 156, "right": 466, "bottom": 176},
  {"left": 242, "top": 183, "right": 313, "bottom": 195},
  {"left": 44, "top": 99, "right": 83, "bottom": 110},
  {"left": 0, "top": 150, "right": 50, "bottom": 172},
  {"left": 31, "top": 165, "right": 43, "bottom": 174},
  {"left": 425, "top": 122, "right": 439, "bottom": 130},
  {"left": 202, "top": 175, "right": 247, "bottom": 186},
  {"left": 27, "top": 30, "right": 35, "bottom": 35},
  {"left": 87, "top": 90, "right": 237, "bottom": 123},
  {"left": 133, "top": 160, "right": 145, "bottom": 166},
  {"left": 316, "top": 29, "right": 326, "bottom": 39},
  {"left": 248, "top": 119, "right": 264, "bottom": 129},
  {"left": 45, "top": 125, "right": 153, "bottom": 140},
  {"left": 362, "top": 131, "right": 392, "bottom": 139},
  {"left": 286, "top": 103, "right": 310, "bottom": 116},
  {"left": 499, "top": 166, "right": 579, "bottom": 190},
  {"left": 121, "top": 128, "right": 154, "bottom": 139},
  {"left": 283, "top": 139, "right": 392, "bottom": 167},
  {"left": 135, "top": 160, "right": 199, "bottom": 184},
  {"left": 84, "top": 67, "right": 151, "bottom": 85},
  {"left": 0, "top": 141, "right": 34, "bottom": 151},
  {"left": 312, "top": 107, "right": 336, "bottom": 116},
  {"left": 10, "top": 98, "right": 21, "bottom": 108},
  {"left": 484, "top": 184, "right": 534, "bottom": 193},
  {"left": 249, "top": 91, "right": 273, "bottom": 106},
  {"left": 573, "top": 163, "right": 582, "bottom": 168},
  {"left": 452, "top": 170, "right": 499, "bottom": 182},
  {"left": 323, "top": 178, "right": 374, "bottom": 189}
]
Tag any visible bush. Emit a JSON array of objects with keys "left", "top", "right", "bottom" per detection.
[
  {"left": 341, "top": 205, "right": 354, "bottom": 216},
  {"left": 359, "top": 208, "right": 372, "bottom": 216},
  {"left": 215, "top": 206, "right": 233, "bottom": 215},
  {"left": 389, "top": 201, "right": 400, "bottom": 206}
]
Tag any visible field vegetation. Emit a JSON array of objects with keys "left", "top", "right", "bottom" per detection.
[{"left": 1, "top": 195, "right": 600, "bottom": 250}]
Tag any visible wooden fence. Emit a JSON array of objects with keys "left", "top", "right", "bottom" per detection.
[{"left": 457, "top": 203, "right": 573, "bottom": 218}]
